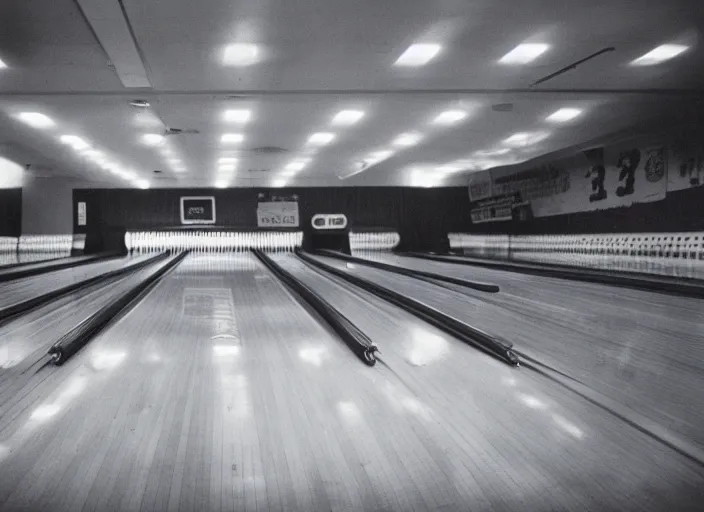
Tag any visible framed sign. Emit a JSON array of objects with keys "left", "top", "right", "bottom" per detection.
[
  {"left": 180, "top": 196, "right": 216, "bottom": 224},
  {"left": 311, "top": 213, "right": 348, "bottom": 230},
  {"left": 257, "top": 201, "right": 299, "bottom": 227},
  {"left": 77, "top": 202, "right": 87, "bottom": 226}
]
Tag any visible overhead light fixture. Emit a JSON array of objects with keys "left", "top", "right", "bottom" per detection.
[
  {"left": 59, "top": 135, "right": 90, "bottom": 151},
  {"left": 0, "top": 58, "right": 7, "bottom": 69},
  {"left": 271, "top": 178, "right": 288, "bottom": 188},
  {"left": 129, "top": 99, "right": 150, "bottom": 108},
  {"left": 285, "top": 160, "right": 310, "bottom": 171},
  {"left": 432, "top": 110, "right": 467, "bottom": 125},
  {"left": 135, "top": 180, "right": 150, "bottom": 189},
  {"left": 215, "top": 181, "right": 228, "bottom": 189},
  {"left": 394, "top": 43, "right": 442, "bottom": 67},
  {"left": 502, "top": 131, "right": 549, "bottom": 147},
  {"left": 631, "top": 44, "right": 689, "bottom": 66},
  {"left": 499, "top": 43, "right": 550, "bottom": 65},
  {"left": 15, "top": 112, "right": 55, "bottom": 129},
  {"left": 308, "top": 132, "right": 335, "bottom": 145},
  {"left": 221, "top": 133, "right": 244, "bottom": 144},
  {"left": 218, "top": 157, "right": 238, "bottom": 164},
  {"left": 474, "top": 148, "right": 512, "bottom": 157},
  {"left": 222, "top": 109, "right": 252, "bottom": 124},
  {"left": 393, "top": 133, "right": 422, "bottom": 146},
  {"left": 141, "top": 133, "right": 164, "bottom": 146},
  {"left": 435, "top": 164, "right": 462, "bottom": 173},
  {"left": 332, "top": 110, "right": 365, "bottom": 125},
  {"left": 222, "top": 43, "right": 261, "bottom": 66},
  {"left": 546, "top": 108, "right": 583, "bottom": 123}
]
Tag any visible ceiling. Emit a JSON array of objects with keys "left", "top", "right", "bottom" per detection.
[{"left": 0, "top": 0, "right": 702, "bottom": 188}]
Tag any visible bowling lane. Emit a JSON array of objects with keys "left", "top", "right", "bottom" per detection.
[
  {"left": 0, "top": 254, "right": 183, "bottom": 406},
  {"left": 313, "top": 253, "right": 704, "bottom": 453},
  {"left": 0, "top": 254, "right": 155, "bottom": 311},
  {"left": 0, "top": 254, "right": 99, "bottom": 277},
  {"left": 274, "top": 252, "right": 703, "bottom": 510}
]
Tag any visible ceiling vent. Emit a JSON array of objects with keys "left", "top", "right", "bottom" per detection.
[
  {"left": 492, "top": 103, "right": 514, "bottom": 112},
  {"left": 248, "top": 146, "right": 289, "bottom": 154},
  {"left": 164, "top": 127, "right": 200, "bottom": 135}
]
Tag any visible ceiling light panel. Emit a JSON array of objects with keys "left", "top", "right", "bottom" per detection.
[
  {"left": 393, "top": 133, "right": 422, "bottom": 146},
  {"left": 222, "top": 109, "right": 252, "bottom": 124},
  {"left": 0, "top": 58, "right": 7, "bottom": 69},
  {"left": 631, "top": 44, "right": 689, "bottom": 66},
  {"left": 16, "top": 112, "right": 55, "bottom": 129},
  {"left": 60, "top": 135, "right": 90, "bottom": 150},
  {"left": 546, "top": 108, "right": 583, "bottom": 123},
  {"left": 219, "top": 157, "right": 238, "bottom": 164},
  {"left": 75, "top": 0, "right": 151, "bottom": 87},
  {"left": 332, "top": 110, "right": 365, "bottom": 125},
  {"left": 221, "top": 133, "right": 244, "bottom": 143},
  {"left": 308, "top": 133, "right": 336, "bottom": 145},
  {"left": 222, "top": 43, "right": 261, "bottom": 66},
  {"left": 502, "top": 131, "right": 549, "bottom": 147},
  {"left": 499, "top": 43, "right": 549, "bottom": 65},
  {"left": 432, "top": 110, "right": 467, "bottom": 125},
  {"left": 285, "top": 160, "right": 309, "bottom": 171},
  {"left": 394, "top": 43, "right": 442, "bottom": 66},
  {"left": 141, "top": 134, "right": 164, "bottom": 146}
]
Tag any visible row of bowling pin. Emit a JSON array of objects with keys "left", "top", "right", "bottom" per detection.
[
  {"left": 125, "top": 231, "right": 304, "bottom": 253},
  {"left": 18, "top": 235, "right": 73, "bottom": 254},
  {"left": 349, "top": 232, "right": 400, "bottom": 253},
  {"left": 0, "top": 236, "right": 17, "bottom": 253}
]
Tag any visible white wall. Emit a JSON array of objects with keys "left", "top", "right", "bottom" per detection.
[{"left": 0, "top": 156, "right": 23, "bottom": 188}]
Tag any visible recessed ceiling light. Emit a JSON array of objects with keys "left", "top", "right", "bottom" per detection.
[
  {"left": 221, "top": 133, "right": 244, "bottom": 144},
  {"left": 0, "top": 58, "right": 7, "bottom": 69},
  {"left": 393, "top": 133, "right": 422, "bottom": 146},
  {"left": 16, "top": 112, "right": 55, "bottom": 129},
  {"left": 432, "top": 110, "right": 468, "bottom": 125},
  {"left": 499, "top": 43, "right": 550, "bottom": 65},
  {"left": 141, "top": 133, "right": 164, "bottom": 146},
  {"left": 502, "top": 131, "right": 549, "bottom": 147},
  {"left": 308, "top": 132, "right": 335, "bottom": 145},
  {"left": 332, "top": 110, "right": 365, "bottom": 125},
  {"left": 218, "top": 157, "right": 238, "bottom": 164},
  {"left": 59, "top": 135, "right": 90, "bottom": 151},
  {"left": 222, "top": 43, "right": 261, "bottom": 66},
  {"left": 135, "top": 180, "right": 150, "bottom": 189},
  {"left": 631, "top": 44, "right": 689, "bottom": 66},
  {"left": 222, "top": 109, "right": 252, "bottom": 124},
  {"left": 546, "top": 108, "right": 583, "bottom": 123},
  {"left": 285, "top": 160, "right": 309, "bottom": 171},
  {"left": 271, "top": 178, "right": 288, "bottom": 188},
  {"left": 215, "top": 181, "right": 228, "bottom": 189},
  {"left": 394, "top": 43, "right": 442, "bottom": 67}
]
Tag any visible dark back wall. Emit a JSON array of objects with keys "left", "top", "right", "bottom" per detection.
[
  {"left": 471, "top": 185, "right": 704, "bottom": 235},
  {"left": 73, "top": 187, "right": 472, "bottom": 251},
  {"left": 0, "top": 188, "right": 22, "bottom": 237}
]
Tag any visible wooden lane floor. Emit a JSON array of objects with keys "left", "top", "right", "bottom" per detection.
[
  {"left": 0, "top": 252, "right": 701, "bottom": 511},
  {"left": 271, "top": 253, "right": 704, "bottom": 511},
  {"left": 0, "top": 254, "right": 155, "bottom": 310},
  {"left": 324, "top": 252, "right": 704, "bottom": 453}
]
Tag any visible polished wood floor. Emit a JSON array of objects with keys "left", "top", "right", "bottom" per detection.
[{"left": 0, "top": 253, "right": 702, "bottom": 511}]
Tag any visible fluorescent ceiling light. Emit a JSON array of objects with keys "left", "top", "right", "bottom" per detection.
[
  {"left": 393, "top": 133, "right": 422, "bottom": 146},
  {"left": 0, "top": 58, "right": 7, "bottom": 69},
  {"left": 435, "top": 164, "right": 462, "bottom": 173},
  {"left": 308, "top": 132, "right": 335, "bottom": 145},
  {"left": 59, "top": 135, "right": 90, "bottom": 151},
  {"left": 285, "top": 160, "right": 310, "bottom": 171},
  {"left": 16, "top": 112, "right": 55, "bottom": 129},
  {"left": 122, "top": 171, "right": 137, "bottom": 181},
  {"left": 499, "top": 43, "right": 549, "bottom": 65},
  {"left": 631, "top": 44, "right": 689, "bottom": 66},
  {"left": 215, "top": 181, "right": 228, "bottom": 189},
  {"left": 394, "top": 43, "right": 442, "bottom": 66},
  {"left": 222, "top": 109, "right": 252, "bottom": 124},
  {"left": 474, "top": 148, "right": 512, "bottom": 157},
  {"left": 218, "top": 157, "right": 238, "bottom": 164},
  {"left": 135, "top": 180, "right": 150, "bottom": 189},
  {"left": 221, "top": 133, "right": 244, "bottom": 143},
  {"left": 167, "top": 158, "right": 181, "bottom": 166},
  {"left": 502, "top": 131, "right": 549, "bottom": 147},
  {"left": 332, "top": 110, "right": 365, "bottom": 125},
  {"left": 222, "top": 43, "right": 261, "bottom": 66},
  {"left": 141, "top": 133, "right": 164, "bottom": 146},
  {"left": 280, "top": 170, "right": 297, "bottom": 177},
  {"left": 271, "top": 178, "right": 288, "bottom": 188},
  {"left": 218, "top": 164, "right": 236, "bottom": 173},
  {"left": 546, "top": 108, "right": 583, "bottom": 123},
  {"left": 432, "top": 110, "right": 467, "bottom": 125}
]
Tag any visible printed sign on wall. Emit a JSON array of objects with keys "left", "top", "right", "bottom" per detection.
[
  {"left": 667, "top": 141, "right": 704, "bottom": 192},
  {"left": 257, "top": 201, "right": 299, "bottom": 227},
  {"left": 77, "top": 202, "right": 87, "bottom": 226}
]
